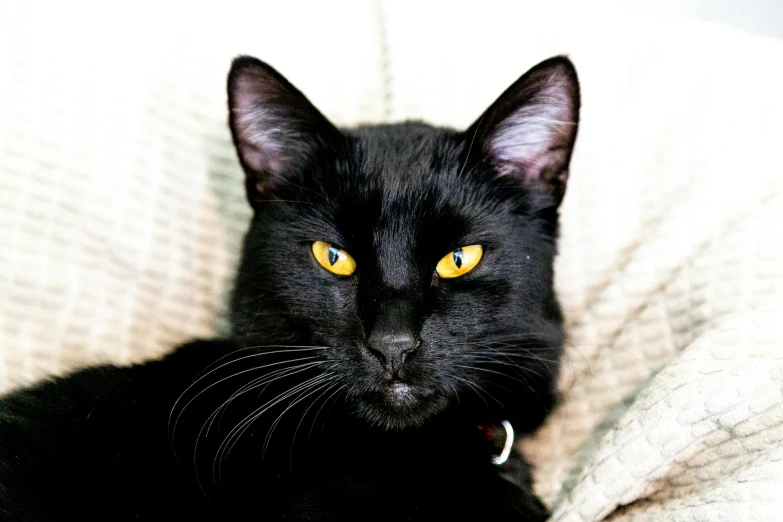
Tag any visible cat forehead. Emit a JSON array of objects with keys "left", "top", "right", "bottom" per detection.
[
  {"left": 348, "top": 122, "right": 462, "bottom": 188},
  {"left": 294, "top": 122, "right": 513, "bottom": 234},
  {"left": 265, "top": 122, "right": 520, "bottom": 244}
]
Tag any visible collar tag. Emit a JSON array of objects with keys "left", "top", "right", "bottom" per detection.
[
  {"left": 492, "top": 420, "right": 514, "bottom": 466},
  {"left": 478, "top": 420, "right": 515, "bottom": 466}
]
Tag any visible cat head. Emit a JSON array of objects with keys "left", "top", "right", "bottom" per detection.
[{"left": 227, "top": 56, "right": 579, "bottom": 431}]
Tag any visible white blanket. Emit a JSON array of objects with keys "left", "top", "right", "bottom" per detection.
[{"left": 1, "top": 2, "right": 782, "bottom": 519}]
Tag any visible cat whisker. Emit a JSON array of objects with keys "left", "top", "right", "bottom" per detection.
[
  {"left": 453, "top": 364, "right": 520, "bottom": 393},
  {"left": 216, "top": 380, "right": 324, "bottom": 483},
  {"left": 170, "top": 355, "right": 324, "bottom": 443},
  {"left": 449, "top": 333, "right": 553, "bottom": 343},
  {"left": 456, "top": 349, "right": 560, "bottom": 368},
  {"left": 450, "top": 339, "right": 579, "bottom": 369},
  {"left": 459, "top": 336, "right": 591, "bottom": 365},
  {"left": 204, "top": 361, "right": 325, "bottom": 438},
  {"left": 454, "top": 362, "right": 536, "bottom": 385},
  {"left": 452, "top": 375, "right": 504, "bottom": 408},
  {"left": 235, "top": 344, "right": 330, "bottom": 351},
  {"left": 454, "top": 363, "right": 543, "bottom": 400},
  {"left": 213, "top": 372, "right": 328, "bottom": 482},
  {"left": 482, "top": 342, "right": 590, "bottom": 372},
  {"left": 197, "top": 345, "right": 328, "bottom": 374},
  {"left": 461, "top": 351, "right": 554, "bottom": 382},
  {"left": 261, "top": 375, "right": 333, "bottom": 456},
  {"left": 289, "top": 379, "right": 342, "bottom": 469},
  {"left": 214, "top": 371, "right": 324, "bottom": 460},
  {"left": 308, "top": 382, "right": 350, "bottom": 442},
  {"left": 456, "top": 354, "right": 550, "bottom": 380},
  {"left": 170, "top": 346, "right": 327, "bottom": 425},
  {"left": 262, "top": 376, "right": 334, "bottom": 462},
  {"left": 190, "top": 362, "right": 325, "bottom": 495},
  {"left": 450, "top": 374, "right": 494, "bottom": 409}
]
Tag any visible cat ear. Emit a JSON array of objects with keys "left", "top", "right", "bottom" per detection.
[
  {"left": 228, "top": 56, "right": 343, "bottom": 207},
  {"left": 464, "top": 56, "right": 580, "bottom": 203}
]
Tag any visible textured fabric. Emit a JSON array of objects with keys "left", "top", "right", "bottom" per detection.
[
  {"left": 550, "top": 307, "right": 783, "bottom": 522},
  {"left": 1, "top": 1, "right": 782, "bottom": 520}
]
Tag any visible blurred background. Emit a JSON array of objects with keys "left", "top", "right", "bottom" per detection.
[{"left": 583, "top": 0, "right": 783, "bottom": 38}]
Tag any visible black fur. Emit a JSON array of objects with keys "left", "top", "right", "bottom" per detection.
[{"left": 0, "top": 55, "right": 580, "bottom": 521}]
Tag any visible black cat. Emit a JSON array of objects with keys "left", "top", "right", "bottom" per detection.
[{"left": 0, "top": 55, "right": 579, "bottom": 521}]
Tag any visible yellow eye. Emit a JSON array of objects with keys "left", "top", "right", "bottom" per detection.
[
  {"left": 435, "top": 245, "right": 483, "bottom": 279},
  {"left": 312, "top": 241, "right": 357, "bottom": 276}
]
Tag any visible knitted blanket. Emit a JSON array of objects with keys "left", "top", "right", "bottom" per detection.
[{"left": 1, "top": 1, "right": 781, "bottom": 519}]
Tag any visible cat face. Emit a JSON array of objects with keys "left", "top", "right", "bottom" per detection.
[{"left": 228, "top": 57, "right": 579, "bottom": 431}]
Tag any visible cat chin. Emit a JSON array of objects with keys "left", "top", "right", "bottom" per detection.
[{"left": 351, "top": 388, "right": 449, "bottom": 431}]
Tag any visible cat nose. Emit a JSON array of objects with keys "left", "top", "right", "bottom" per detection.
[
  {"left": 366, "top": 299, "right": 420, "bottom": 376},
  {"left": 367, "top": 331, "right": 418, "bottom": 376}
]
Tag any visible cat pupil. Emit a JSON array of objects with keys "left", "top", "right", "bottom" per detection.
[
  {"left": 328, "top": 247, "right": 340, "bottom": 266},
  {"left": 453, "top": 249, "right": 463, "bottom": 269}
]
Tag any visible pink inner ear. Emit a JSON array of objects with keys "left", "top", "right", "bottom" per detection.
[
  {"left": 238, "top": 142, "right": 264, "bottom": 173},
  {"left": 238, "top": 137, "right": 284, "bottom": 176},
  {"left": 489, "top": 103, "right": 576, "bottom": 186},
  {"left": 231, "top": 67, "right": 294, "bottom": 178}
]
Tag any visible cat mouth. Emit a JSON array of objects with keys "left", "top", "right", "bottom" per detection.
[
  {"left": 380, "top": 380, "right": 439, "bottom": 412},
  {"left": 386, "top": 382, "right": 417, "bottom": 407},
  {"left": 351, "top": 381, "right": 447, "bottom": 429}
]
